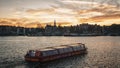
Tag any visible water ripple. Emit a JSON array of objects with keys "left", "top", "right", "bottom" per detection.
[{"left": 0, "top": 36, "right": 120, "bottom": 68}]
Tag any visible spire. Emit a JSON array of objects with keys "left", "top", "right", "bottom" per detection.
[{"left": 54, "top": 19, "right": 56, "bottom": 27}]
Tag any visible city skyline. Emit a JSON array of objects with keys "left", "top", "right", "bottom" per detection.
[{"left": 0, "top": 0, "right": 120, "bottom": 27}]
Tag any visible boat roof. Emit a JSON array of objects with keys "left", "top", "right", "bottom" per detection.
[
  {"left": 54, "top": 45, "right": 69, "bottom": 49},
  {"left": 68, "top": 43, "right": 83, "bottom": 46},
  {"left": 31, "top": 43, "right": 84, "bottom": 51},
  {"left": 38, "top": 47, "right": 56, "bottom": 51}
]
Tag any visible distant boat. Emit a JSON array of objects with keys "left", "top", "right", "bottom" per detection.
[{"left": 24, "top": 43, "right": 87, "bottom": 62}]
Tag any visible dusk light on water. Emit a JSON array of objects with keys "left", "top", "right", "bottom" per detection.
[{"left": 0, "top": 36, "right": 120, "bottom": 68}]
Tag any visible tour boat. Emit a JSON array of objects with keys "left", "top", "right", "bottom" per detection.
[{"left": 24, "top": 43, "right": 87, "bottom": 62}]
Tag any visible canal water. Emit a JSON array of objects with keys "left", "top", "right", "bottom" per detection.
[{"left": 0, "top": 36, "right": 120, "bottom": 68}]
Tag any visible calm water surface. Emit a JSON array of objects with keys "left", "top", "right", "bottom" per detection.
[{"left": 0, "top": 36, "right": 120, "bottom": 68}]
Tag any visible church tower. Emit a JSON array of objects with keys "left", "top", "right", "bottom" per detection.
[{"left": 54, "top": 19, "right": 56, "bottom": 27}]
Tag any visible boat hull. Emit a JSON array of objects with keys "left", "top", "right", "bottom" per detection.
[{"left": 25, "top": 49, "right": 87, "bottom": 62}]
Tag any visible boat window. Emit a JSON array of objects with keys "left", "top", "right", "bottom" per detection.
[
  {"left": 29, "top": 50, "right": 36, "bottom": 57},
  {"left": 72, "top": 46, "right": 81, "bottom": 51},
  {"left": 42, "top": 49, "right": 58, "bottom": 57},
  {"left": 57, "top": 48, "right": 64, "bottom": 54},
  {"left": 81, "top": 44, "right": 85, "bottom": 49},
  {"left": 64, "top": 47, "right": 73, "bottom": 53}
]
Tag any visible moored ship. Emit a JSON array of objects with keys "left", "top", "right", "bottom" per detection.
[{"left": 24, "top": 43, "right": 87, "bottom": 62}]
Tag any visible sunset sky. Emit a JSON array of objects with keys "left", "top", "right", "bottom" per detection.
[{"left": 0, "top": 0, "right": 120, "bottom": 27}]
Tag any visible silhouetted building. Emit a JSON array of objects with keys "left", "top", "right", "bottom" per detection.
[{"left": 0, "top": 22, "right": 120, "bottom": 36}]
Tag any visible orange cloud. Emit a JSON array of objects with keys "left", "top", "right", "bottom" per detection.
[
  {"left": 79, "top": 14, "right": 120, "bottom": 23},
  {"left": 0, "top": 18, "right": 72, "bottom": 28},
  {"left": 0, "top": 21, "right": 13, "bottom": 26},
  {"left": 92, "top": 14, "right": 120, "bottom": 19}
]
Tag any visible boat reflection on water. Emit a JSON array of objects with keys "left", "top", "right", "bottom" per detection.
[{"left": 26, "top": 54, "right": 87, "bottom": 68}]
